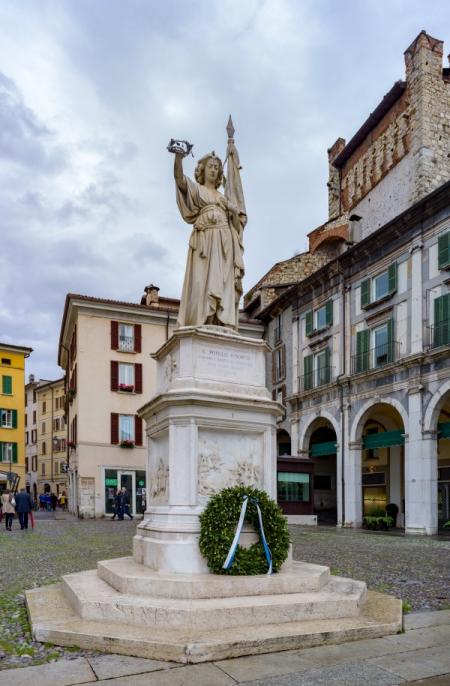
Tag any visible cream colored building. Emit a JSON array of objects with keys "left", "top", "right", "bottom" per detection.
[
  {"left": 36, "top": 378, "right": 68, "bottom": 498},
  {"left": 58, "top": 286, "right": 263, "bottom": 518},
  {"left": 25, "top": 375, "right": 51, "bottom": 501},
  {"left": 58, "top": 288, "right": 179, "bottom": 518}
]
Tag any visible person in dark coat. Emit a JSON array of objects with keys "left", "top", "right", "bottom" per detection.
[
  {"left": 121, "top": 487, "right": 133, "bottom": 520},
  {"left": 14, "top": 488, "right": 34, "bottom": 530},
  {"left": 112, "top": 488, "right": 122, "bottom": 520}
]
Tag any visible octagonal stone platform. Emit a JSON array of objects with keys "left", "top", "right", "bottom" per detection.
[{"left": 26, "top": 556, "right": 402, "bottom": 663}]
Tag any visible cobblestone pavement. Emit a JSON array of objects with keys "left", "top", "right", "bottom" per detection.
[{"left": 0, "top": 515, "right": 449, "bottom": 671}]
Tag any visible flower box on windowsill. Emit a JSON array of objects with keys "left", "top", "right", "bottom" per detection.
[
  {"left": 118, "top": 384, "right": 134, "bottom": 393},
  {"left": 120, "top": 440, "right": 135, "bottom": 449}
]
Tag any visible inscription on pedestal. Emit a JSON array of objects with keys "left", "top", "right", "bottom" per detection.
[{"left": 196, "top": 344, "right": 258, "bottom": 383}]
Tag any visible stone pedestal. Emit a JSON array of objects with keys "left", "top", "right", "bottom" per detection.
[
  {"left": 133, "top": 325, "right": 281, "bottom": 573},
  {"left": 26, "top": 326, "right": 402, "bottom": 663}
]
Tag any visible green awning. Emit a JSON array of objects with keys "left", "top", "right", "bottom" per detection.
[
  {"left": 363, "top": 430, "right": 404, "bottom": 449},
  {"left": 309, "top": 441, "right": 337, "bottom": 457},
  {"left": 438, "top": 422, "right": 450, "bottom": 439}
]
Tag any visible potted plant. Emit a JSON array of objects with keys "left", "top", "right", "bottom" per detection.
[
  {"left": 118, "top": 383, "right": 134, "bottom": 393},
  {"left": 385, "top": 503, "right": 399, "bottom": 527},
  {"left": 120, "top": 439, "right": 134, "bottom": 449}
]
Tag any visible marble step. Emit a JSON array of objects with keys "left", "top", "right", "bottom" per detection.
[
  {"left": 97, "top": 557, "right": 330, "bottom": 599},
  {"left": 26, "top": 583, "right": 402, "bottom": 664},
  {"left": 61, "top": 569, "right": 366, "bottom": 631}
]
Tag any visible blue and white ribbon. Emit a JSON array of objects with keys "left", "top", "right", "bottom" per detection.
[{"left": 222, "top": 495, "right": 273, "bottom": 574}]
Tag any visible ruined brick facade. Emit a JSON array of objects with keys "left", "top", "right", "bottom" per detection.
[{"left": 329, "top": 31, "right": 450, "bottom": 241}]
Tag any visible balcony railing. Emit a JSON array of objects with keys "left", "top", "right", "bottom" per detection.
[
  {"left": 119, "top": 335, "right": 134, "bottom": 352},
  {"left": 427, "top": 321, "right": 450, "bottom": 350},
  {"left": 351, "top": 341, "right": 400, "bottom": 375},
  {"left": 299, "top": 366, "right": 335, "bottom": 392}
]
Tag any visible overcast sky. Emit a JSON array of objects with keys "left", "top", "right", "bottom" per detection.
[{"left": 2, "top": 0, "right": 450, "bottom": 380}]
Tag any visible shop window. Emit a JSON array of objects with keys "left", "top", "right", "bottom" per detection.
[{"left": 277, "top": 472, "right": 310, "bottom": 502}]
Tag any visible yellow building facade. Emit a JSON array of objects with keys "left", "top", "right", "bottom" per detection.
[
  {"left": 0, "top": 343, "right": 33, "bottom": 492},
  {"left": 36, "top": 378, "right": 68, "bottom": 497}
]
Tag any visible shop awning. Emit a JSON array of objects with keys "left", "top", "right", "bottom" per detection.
[
  {"left": 363, "top": 430, "right": 404, "bottom": 449},
  {"left": 309, "top": 441, "right": 337, "bottom": 457}
]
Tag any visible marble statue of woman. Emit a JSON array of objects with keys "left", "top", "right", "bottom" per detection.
[{"left": 173, "top": 132, "right": 246, "bottom": 329}]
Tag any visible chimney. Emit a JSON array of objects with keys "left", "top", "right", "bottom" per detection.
[
  {"left": 327, "top": 138, "right": 346, "bottom": 220},
  {"left": 29, "top": 374, "right": 35, "bottom": 384},
  {"left": 142, "top": 284, "right": 160, "bottom": 307}
]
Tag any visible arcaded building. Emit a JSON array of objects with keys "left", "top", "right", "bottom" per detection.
[{"left": 245, "top": 31, "right": 450, "bottom": 534}]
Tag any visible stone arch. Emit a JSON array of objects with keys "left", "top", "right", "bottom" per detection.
[
  {"left": 423, "top": 379, "right": 450, "bottom": 433},
  {"left": 350, "top": 397, "right": 409, "bottom": 444},
  {"left": 299, "top": 411, "right": 340, "bottom": 454}
]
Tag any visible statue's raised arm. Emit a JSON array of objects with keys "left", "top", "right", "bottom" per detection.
[{"left": 168, "top": 119, "right": 246, "bottom": 330}]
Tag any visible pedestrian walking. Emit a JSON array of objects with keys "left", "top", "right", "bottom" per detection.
[
  {"left": 39, "top": 493, "right": 46, "bottom": 510},
  {"left": 121, "top": 487, "right": 133, "bottom": 520},
  {"left": 14, "top": 488, "right": 34, "bottom": 530},
  {"left": 1, "top": 489, "right": 16, "bottom": 531},
  {"left": 51, "top": 493, "right": 57, "bottom": 511},
  {"left": 112, "top": 488, "right": 122, "bottom": 520}
]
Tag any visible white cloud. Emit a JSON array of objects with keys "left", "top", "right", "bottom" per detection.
[{"left": 1, "top": 0, "right": 450, "bottom": 377}]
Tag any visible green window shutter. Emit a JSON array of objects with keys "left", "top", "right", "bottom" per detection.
[
  {"left": 12, "top": 410, "right": 17, "bottom": 429},
  {"left": 2, "top": 376, "right": 12, "bottom": 394},
  {"left": 434, "top": 294, "right": 450, "bottom": 346},
  {"left": 324, "top": 347, "right": 331, "bottom": 383},
  {"left": 305, "top": 310, "right": 313, "bottom": 337},
  {"left": 361, "top": 279, "right": 371, "bottom": 308},
  {"left": 356, "top": 330, "right": 369, "bottom": 372},
  {"left": 386, "top": 318, "right": 394, "bottom": 362},
  {"left": 12, "top": 443, "right": 18, "bottom": 463},
  {"left": 0, "top": 443, "right": 3, "bottom": 461},
  {"left": 438, "top": 232, "right": 450, "bottom": 270},
  {"left": 388, "top": 262, "right": 397, "bottom": 293},
  {"left": 304, "top": 354, "right": 313, "bottom": 390},
  {"left": 325, "top": 300, "right": 333, "bottom": 327}
]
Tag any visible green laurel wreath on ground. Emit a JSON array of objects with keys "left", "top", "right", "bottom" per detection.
[{"left": 199, "top": 485, "right": 291, "bottom": 575}]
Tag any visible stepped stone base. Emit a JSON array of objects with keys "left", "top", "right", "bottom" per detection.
[{"left": 26, "top": 557, "right": 402, "bottom": 664}]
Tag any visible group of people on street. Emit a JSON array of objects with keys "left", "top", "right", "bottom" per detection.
[
  {"left": 112, "top": 487, "right": 133, "bottom": 520},
  {"left": 1, "top": 488, "right": 34, "bottom": 530},
  {"left": 38, "top": 491, "right": 67, "bottom": 512}
]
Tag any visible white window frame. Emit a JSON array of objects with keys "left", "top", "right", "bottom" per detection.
[
  {"left": 372, "top": 270, "right": 389, "bottom": 302},
  {"left": 119, "top": 415, "right": 135, "bottom": 442},
  {"left": 372, "top": 323, "right": 389, "bottom": 368},
  {"left": 119, "top": 363, "right": 135, "bottom": 388},
  {"left": 0, "top": 442, "right": 13, "bottom": 462},
  {"left": 0, "top": 409, "right": 13, "bottom": 428},
  {"left": 315, "top": 305, "right": 327, "bottom": 331},
  {"left": 119, "top": 323, "right": 134, "bottom": 352}
]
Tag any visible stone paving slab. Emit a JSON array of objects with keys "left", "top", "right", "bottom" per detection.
[
  {"left": 0, "top": 658, "right": 96, "bottom": 686},
  {"left": 92, "top": 663, "right": 235, "bottom": 685},
  {"left": 370, "top": 645, "right": 450, "bottom": 682},
  {"left": 404, "top": 609, "right": 450, "bottom": 630},
  {"left": 87, "top": 655, "right": 177, "bottom": 680},
  {"left": 214, "top": 624, "right": 450, "bottom": 680},
  {"left": 241, "top": 660, "right": 406, "bottom": 685}
]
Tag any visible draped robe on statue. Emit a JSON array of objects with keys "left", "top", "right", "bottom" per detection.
[{"left": 176, "top": 177, "right": 244, "bottom": 328}]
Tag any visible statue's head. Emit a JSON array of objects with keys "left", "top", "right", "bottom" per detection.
[{"left": 195, "top": 152, "right": 224, "bottom": 189}]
